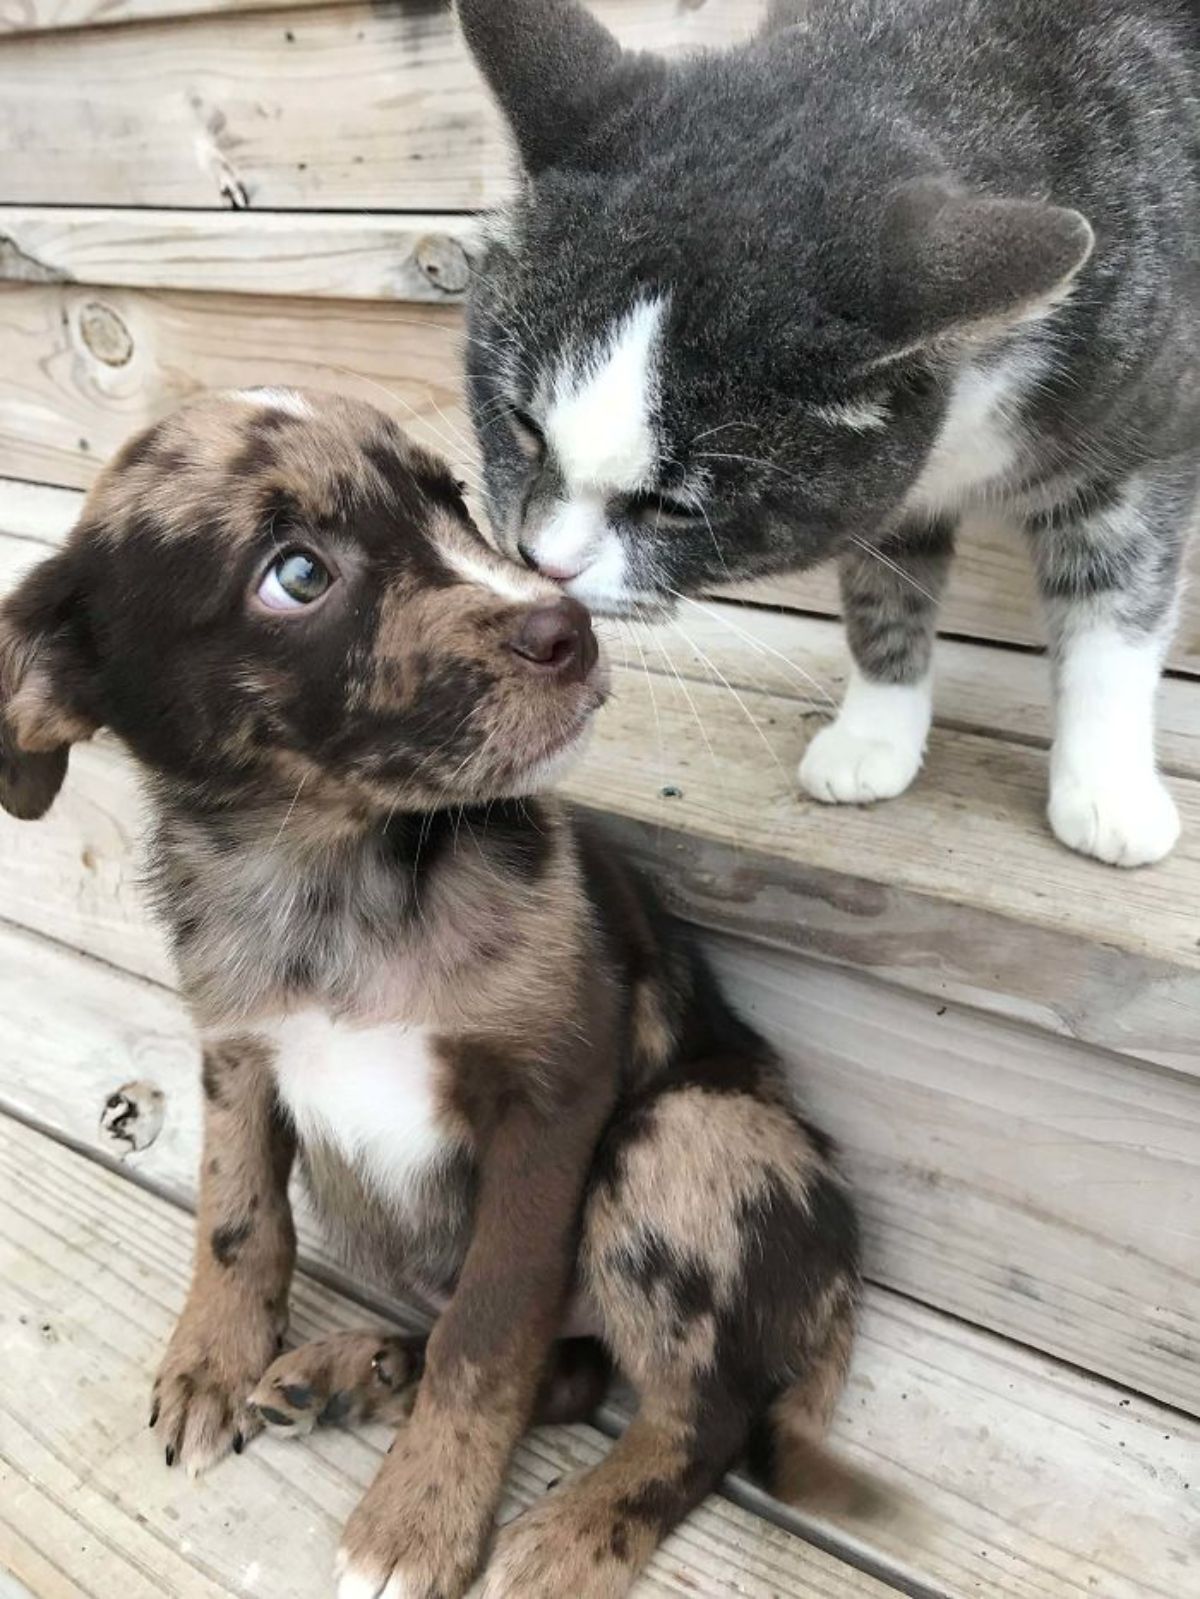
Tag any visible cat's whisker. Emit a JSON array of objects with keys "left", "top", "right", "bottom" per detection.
[
  {"left": 667, "top": 618, "right": 792, "bottom": 784},
  {"left": 847, "top": 534, "right": 939, "bottom": 604},
  {"left": 689, "top": 420, "right": 758, "bottom": 446},
  {"left": 643, "top": 628, "right": 741, "bottom": 847},
  {"left": 666, "top": 590, "right": 839, "bottom": 713},
  {"left": 620, "top": 621, "right": 670, "bottom": 810},
  {"left": 322, "top": 364, "right": 484, "bottom": 484}
]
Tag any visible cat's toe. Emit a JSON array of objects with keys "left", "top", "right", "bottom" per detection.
[
  {"left": 1048, "top": 768, "right": 1180, "bottom": 867},
  {"left": 799, "top": 724, "right": 924, "bottom": 804}
]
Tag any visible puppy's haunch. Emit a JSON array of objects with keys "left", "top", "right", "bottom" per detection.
[{"left": 0, "top": 386, "right": 863, "bottom": 1599}]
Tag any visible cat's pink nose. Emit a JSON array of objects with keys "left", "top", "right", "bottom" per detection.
[
  {"left": 517, "top": 540, "right": 583, "bottom": 584},
  {"left": 507, "top": 597, "right": 598, "bottom": 681}
]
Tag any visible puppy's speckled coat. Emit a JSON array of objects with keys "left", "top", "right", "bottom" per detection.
[{"left": 0, "top": 388, "right": 860, "bottom": 1599}]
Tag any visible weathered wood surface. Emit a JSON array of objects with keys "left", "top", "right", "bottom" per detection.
[
  {"left": 0, "top": 1115, "right": 886, "bottom": 1599},
  {"left": 570, "top": 661, "right": 1200, "bottom": 971},
  {"left": 0, "top": 1, "right": 765, "bottom": 210},
  {"left": 1, "top": 832, "right": 1196, "bottom": 1422},
  {"left": 3, "top": 272, "right": 1199, "bottom": 671},
  {"left": 0, "top": 209, "right": 480, "bottom": 302},
  {"left": 723, "top": 505, "right": 1200, "bottom": 677},
  {"left": 0, "top": 286, "right": 472, "bottom": 491},
  {"left": 3, "top": 477, "right": 1199, "bottom": 1068},
  {"left": 0, "top": 0, "right": 354, "bottom": 32},
  {"left": 3, "top": 996, "right": 1198, "bottom": 1599}
]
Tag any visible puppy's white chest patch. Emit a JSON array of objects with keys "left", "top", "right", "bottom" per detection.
[{"left": 263, "top": 1011, "right": 457, "bottom": 1206}]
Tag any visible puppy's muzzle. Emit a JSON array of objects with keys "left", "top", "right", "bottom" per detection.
[{"left": 507, "top": 597, "right": 598, "bottom": 684}]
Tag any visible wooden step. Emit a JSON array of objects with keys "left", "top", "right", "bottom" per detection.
[
  {"left": 1, "top": 477, "right": 1197, "bottom": 1409},
  {"left": 3, "top": 478, "right": 1199, "bottom": 1071},
  {"left": 0, "top": 2, "right": 762, "bottom": 209},
  {"left": 0, "top": 1111, "right": 891, "bottom": 1599},
  {"left": 1, "top": 932, "right": 1195, "bottom": 1599}
]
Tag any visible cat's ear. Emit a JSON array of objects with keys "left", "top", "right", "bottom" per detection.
[
  {"left": 0, "top": 547, "right": 99, "bottom": 820},
  {"left": 456, "top": 0, "right": 627, "bottom": 174},
  {"left": 876, "top": 178, "right": 1095, "bottom": 350}
]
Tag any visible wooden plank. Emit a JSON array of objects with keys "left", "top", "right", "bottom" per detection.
[
  {"left": 721, "top": 505, "right": 1200, "bottom": 677},
  {"left": 3, "top": 473, "right": 1199, "bottom": 1065},
  {"left": 0, "top": 1116, "right": 883, "bottom": 1599},
  {"left": 619, "top": 603, "right": 1200, "bottom": 779},
  {"left": 2, "top": 275, "right": 1198, "bottom": 674},
  {"left": 0, "top": 209, "right": 480, "bottom": 302},
  {"left": 0, "top": 870, "right": 1196, "bottom": 1419},
  {"left": 567, "top": 660, "right": 1200, "bottom": 971},
  {"left": 0, "top": 285, "right": 474, "bottom": 492},
  {"left": 13, "top": 477, "right": 1198, "bottom": 776},
  {"left": 0, "top": 1, "right": 766, "bottom": 211},
  {"left": 3, "top": 991, "right": 1198, "bottom": 1599},
  {"left": 0, "top": 0, "right": 355, "bottom": 34}
]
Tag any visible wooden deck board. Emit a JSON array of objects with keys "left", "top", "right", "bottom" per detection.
[
  {"left": 0, "top": 208, "right": 479, "bottom": 303},
  {"left": 3, "top": 477, "right": 1199, "bottom": 1067},
  {"left": 0, "top": 1, "right": 763, "bottom": 210},
  {"left": 0, "top": 878, "right": 1196, "bottom": 1416},
  {"left": 2, "top": 1021, "right": 1197, "bottom": 1599},
  {"left": 0, "top": 1113, "right": 888, "bottom": 1599}
]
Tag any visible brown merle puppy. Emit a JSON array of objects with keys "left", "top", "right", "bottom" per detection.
[{"left": 0, "top": 387, "right": 860, "bottom": 1599}]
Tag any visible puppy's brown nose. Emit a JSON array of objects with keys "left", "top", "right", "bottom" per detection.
[{"left": 508, "top": 597, "right": 598, "bottom": 681}]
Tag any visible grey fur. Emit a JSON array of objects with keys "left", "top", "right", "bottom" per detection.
[{"left": 459, "top": 0, "right": 1199, "bottom": 664}]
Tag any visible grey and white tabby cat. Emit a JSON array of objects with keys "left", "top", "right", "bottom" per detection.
[{"left": 457, "top": 0, "right": 1199, "bottom": 867}]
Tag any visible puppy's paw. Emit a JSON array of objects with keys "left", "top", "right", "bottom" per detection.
[
  {"left": 481, "top": 1494, "right": 633, "bottom": 1599},
  {"left": 250, "top": 1331, "right": 423, "bottom": 1438},
  {"left": 1049, "top": 766, "right": 1180, "bottom": 867},
  {"left": 799, "top": 723, "right": 924, "bottom": 805},
  {"left": 153, "top": 1295, "right": 282, "bottom": 1476},
  {"left": 335, "top": 1434, "right": 489, "bottom": 1599}
]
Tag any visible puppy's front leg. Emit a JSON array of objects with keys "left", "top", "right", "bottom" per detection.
[
  {"left": 154, "top": 1034, "right": 296, "bottom": 1474},
  {"left": 336, "top": 1087, "right": 608, "bottom": 1599}
]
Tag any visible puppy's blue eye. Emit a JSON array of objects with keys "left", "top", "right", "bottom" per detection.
[{"left": 257, "top": 550, "right": 332, "bottom": 611}]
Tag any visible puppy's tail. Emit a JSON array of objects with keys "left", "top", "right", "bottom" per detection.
[{"left": 749, "top": 1378, "right": 909, "bottom": 1528}]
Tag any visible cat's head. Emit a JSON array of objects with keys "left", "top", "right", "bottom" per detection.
[{"left": 459, "top": 0, "right": 1093, "bottom": 616}]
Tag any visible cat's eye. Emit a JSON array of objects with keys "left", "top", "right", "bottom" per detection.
[
  {"left": 625, "top": 491, "right": 704, "bottom": 527},
  {"left": 509, "top": 406, "right": 545, "bottom": 458},
  {"left": 256, "top": 549, "right": 333, "bottom": 612}
]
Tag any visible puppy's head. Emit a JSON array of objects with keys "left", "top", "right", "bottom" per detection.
[{"left": 0, "top": 388, "right": 604, "bottom": 828}]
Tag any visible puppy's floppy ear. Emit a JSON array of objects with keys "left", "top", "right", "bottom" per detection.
[
  {"left": 874, "top": 177, "right": 1095, "bottom": 351},
  {"left": 456, "top": 0, "right": 636, "bottom": 174},
  {"left": 0, "top": 547, "right": 99, "bottom": 820}
]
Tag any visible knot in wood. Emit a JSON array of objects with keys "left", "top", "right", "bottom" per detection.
[
  {"left": 78, "top": 301, "right": 134, "bottom": 367},
  {"left": 414, "top": 233, "right": 471, "bottom": 296}
]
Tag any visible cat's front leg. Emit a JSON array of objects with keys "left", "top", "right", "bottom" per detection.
[
  {"left": 799, "top": 515, "right": 954, "bottom": 804},
  {"left": 1032, "top": 470, "right": 1188, "bottom": 867}
]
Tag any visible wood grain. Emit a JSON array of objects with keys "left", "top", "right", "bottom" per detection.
[
  {"left": 0, "top": 284, "right": 473, "bottom": 491},
  {"left": 0, "top": 0, "right": 765, "bottom": 210},
  {"left": 2, "top": 1002, "right": 1198, "bottom": 1599},
  {"left": 722, "top": 505, "right": 1200, "bottom": 677},
  {"left": 0, "top": 1113, "right": 883, "bottom": 1599},
  {"left": 0, "top": 208, "right": 480, "bottom": 302},
  {"left": 0, "top": 0, "right": 354, "bottom": 32},
  {"left": 3, "top": 272, "right": 1198, "bottom": 670},
  {"left": 0, "top": 855, "right": 1195, "bottom": 1416}
]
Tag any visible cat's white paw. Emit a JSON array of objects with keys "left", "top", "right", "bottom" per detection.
[
  {"left": 799, "top": 723, "right": 924, "bottom": 805},
  {"left": 1048, "top": 767, "right": 1180, "bottom": 867}
]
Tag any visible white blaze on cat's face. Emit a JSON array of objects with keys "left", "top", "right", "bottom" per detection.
[{"left": 530, "top": 296, "right": 669, "bottom": 609}]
